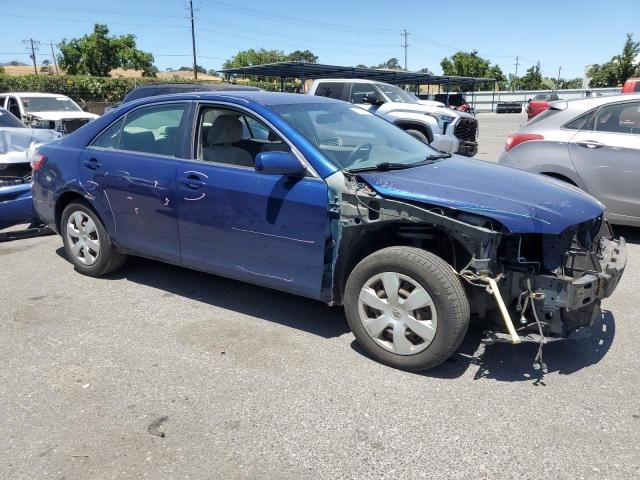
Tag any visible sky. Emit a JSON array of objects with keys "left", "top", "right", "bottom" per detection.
[{"left": 1, "top": 0, "right": 639, "bottom": 80}]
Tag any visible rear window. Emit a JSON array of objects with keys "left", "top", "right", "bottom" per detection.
[
  {"left": 314, "top": 82, "right": 346, "bottom": 100},
  {"left": 525, "top": 108, "right": 560, "bottom": 126}
]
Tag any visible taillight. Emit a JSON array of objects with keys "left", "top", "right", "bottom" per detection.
[
  {"left": 31, "top": 153, "right": 46, "bottom": 171},
  {"left": 505, "top": 133, "right": 544, "bottom": 152}
]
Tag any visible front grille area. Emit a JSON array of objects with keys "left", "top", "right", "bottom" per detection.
[
  {"left": 61, "top": 118, "right": 90, "bottom": 134},
  {"left": 454, "top": 118, "right": 478, "bottom": 142}
]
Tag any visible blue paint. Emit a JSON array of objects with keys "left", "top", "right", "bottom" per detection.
[
  {"left": 360, "top": 156, "right": 604, "bottom": 234},
  {"left": 0, "top": 183, "right": 34, "bottom": 230}
]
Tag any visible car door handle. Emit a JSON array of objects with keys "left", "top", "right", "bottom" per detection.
[
  {"left": 576, "top": 140, "right": 604, "bottom": 149},
  {"left": 83, "top": 158, "right": 101, "bottom": 170},
  {"left": 179, "top": 175, "right": 206, "bottom": 190}
]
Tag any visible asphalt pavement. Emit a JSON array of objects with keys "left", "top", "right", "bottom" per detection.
[{"left": 1, "top": 113, "right": 639, "bottom": 480}]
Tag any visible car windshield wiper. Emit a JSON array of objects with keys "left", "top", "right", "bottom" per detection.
[
  {"left": 346, "top": 154, "right": 451, "bottom": 174},
  {"left": 346, "top": 162, "right": 418, "bottom": 173},
  {"left": 424, "top": 153, "right": 452, "bottom": 160}
]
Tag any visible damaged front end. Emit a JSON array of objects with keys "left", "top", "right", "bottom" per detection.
[
  {"left": 329, "top": 174, "right": 626, "bottom": 353},
  {"left": 492, "top": 218, "right": 625, "bottom": 343}
]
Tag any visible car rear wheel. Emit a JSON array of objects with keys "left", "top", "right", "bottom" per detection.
[
  {"left": 344, "top": 247, "right": 470, "bottom": 371},
  {"left": 61, "top": 201, "right": 126, "bottom": 276}
]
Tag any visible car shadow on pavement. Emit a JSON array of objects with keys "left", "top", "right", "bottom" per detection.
[
  {"left": 55, "top": 249, "right": 350, "bottom": 339},
  {"left": 351, "top": 311, "right": 615, "bottom": 384},
  {"left": 612, "top": 225, "right": 640, "bottom": 245}
]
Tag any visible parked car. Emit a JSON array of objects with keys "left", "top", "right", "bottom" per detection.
[
  {"left": 526, "top": 93, "right": 560, "bottom": 120},
  {"left": 104, "top": 82, "right": 262, "bottom": 115},
  {"left": 622, "top": 77, "right": 640, "bottom": 93},
  {"left": 499, "top": 93, "right": 640, "bottom": 226},
  {"left": 0, "top": 107, "right": 61, "bottom": 176},
  {"left": 32, "top": 92, "right": 625, "bottom": 371},
  {"left": 0, "top": 92, "right": 98, "bottom": 134},
  {"left": 308, "top": 79, "right": 478, "bottom": 157}
]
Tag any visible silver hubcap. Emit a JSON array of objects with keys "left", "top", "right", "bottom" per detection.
[
  {"left": 66, "top": 211, "right": 100, "bottom": 266},
  {"left": 357, "top": 272, "right": 438, "bottom": 356}
]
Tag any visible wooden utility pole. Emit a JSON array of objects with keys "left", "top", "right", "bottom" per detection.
[
  {"left": 189, "top": 0, "right": 198, "bottom": 79},
  {"left": 50, "top": 42, "right": 59, "bottom": 74},
  {"left": 23, "top": 39, "right": 39, "bottom": 75}
]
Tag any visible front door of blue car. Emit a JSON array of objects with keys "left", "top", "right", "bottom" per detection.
[
  {"left": 80, "top": 102, "right": 189, "bottom": 262},
  {"left": 176, "top": 104, "right": 329, "bottom": 299}
]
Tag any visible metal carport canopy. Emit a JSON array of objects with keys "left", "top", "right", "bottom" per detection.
[{"left": 218, "top": 61, "right": 493, "bottom": 90}]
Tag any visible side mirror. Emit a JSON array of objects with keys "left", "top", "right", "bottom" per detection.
[
  {"left": 255, "top": 151, "right": 306, "bottom": 177},
  {"left": 362, "top": 93, "right": 383, "bottom": 106}
]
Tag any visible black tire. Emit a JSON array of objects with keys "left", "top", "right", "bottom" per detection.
[
  {"left": 405, "top": 129, "right": 430, "bottom": 144},
  {"left": 60, "top": 201, "right": 126, "bottom": 276},
  {"left": 344, "top": 247, "right": 470, "bottom": 371}
]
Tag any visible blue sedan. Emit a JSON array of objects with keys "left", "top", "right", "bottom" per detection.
[{"left": 32, "top": 91, "right": 625, "bottom": 371}]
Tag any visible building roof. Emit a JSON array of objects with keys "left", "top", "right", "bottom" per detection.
[{"left": 219, "top": 62, "right": 495, "bottom": 89}]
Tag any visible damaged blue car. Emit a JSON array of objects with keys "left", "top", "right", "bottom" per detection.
[{"left": 32, "top": 92, "right": 626, "bottom": 371}]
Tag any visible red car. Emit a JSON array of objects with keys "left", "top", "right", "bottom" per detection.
[
  {"left": 526, "top": 93, "right": 559, "bottom": 120},
  {"left": 622, "top": 77, "right": 640, "bottom": 93}
]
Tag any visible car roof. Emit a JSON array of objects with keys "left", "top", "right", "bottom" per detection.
[
  {"left": 128, "top": 91, "right": 342, "bottom": 108},
  {"left": 314, "top": 78, "right": 390, "bottom": 85},
  {"left": 123, "top": 82, "right": 261, "bottom": 102},
  {"left": 561, "top": 92, "right": 640, "bottom": 109},
  {"left": 5, "top": 92, "right": 72, "bottom": 98}
]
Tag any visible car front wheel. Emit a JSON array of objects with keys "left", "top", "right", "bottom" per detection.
[
  {"left": 61, "top": 201, "right": 126, "bottom": 276},
  {"left": 344, "top": 247, "right": 470, "bottom": 371}
]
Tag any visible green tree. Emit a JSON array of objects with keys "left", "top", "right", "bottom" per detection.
[
  {"left": 512, "top": 62, "right": 544, "bottom": 90},
  {"left": 588, "top": 34, "right": 640, "bottom": 87},
  {"left": 375, "top": 58, "right": 402, "bottom": 70},
  {"left": 58, "top": 24, "right": 156, "bottom": 77},
  {"left": 178, "top": 65, "right": 206, "bottom": 74},
  {"left": 440, "top": 50, "right": 506, "bottom": 87},
  {"left": 222, "top": 49, "right": 288, "bottom": 69},
  {"left": 355, "top": 64, "right": 368, "bottom": 69},
  {"left": 287, "top": 49, "right": 318, "bottom": 63}
]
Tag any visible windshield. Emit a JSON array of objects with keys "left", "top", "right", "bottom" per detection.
[
  {"left": 272, "top": 102, "right": 439, "bottom": 171},
  {"left": 21, "top": 96, "right": 81, "bottom": 113},
  {"left": 0, "top": 108, "right": 25, "bottom": 128},
  {"left": 376, "top": 84, "right": 419, "bottom": 104}
]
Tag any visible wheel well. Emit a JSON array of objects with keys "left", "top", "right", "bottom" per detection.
[
  {"left": 394, "top": 122, "right": 434, "bottom": 143},
  {"left": 332, "top": 222, "right": 470, "bottom": 305},
  {"left": 541, "top": 172, "right": 577, "bottom": 186},
  {"left": 55, "top": 192, "right": 88, "bottom": 232}
]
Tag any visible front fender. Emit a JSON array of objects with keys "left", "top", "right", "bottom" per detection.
[{"left": 384, "top": 111, "right": 441, "bottom": 133}]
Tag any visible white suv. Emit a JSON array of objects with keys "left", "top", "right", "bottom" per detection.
[
  {"left": 308, "top": 79, "right": 478, "bottom": 156},
  {"left": 0, "top": 92, "right": 98, "bottom": 135}
]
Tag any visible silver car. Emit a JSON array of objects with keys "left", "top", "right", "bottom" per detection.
[{"left": 499, "top": 93, "right": 640, "bottom": 226}]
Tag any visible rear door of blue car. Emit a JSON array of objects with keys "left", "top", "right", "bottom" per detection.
[
  {"left": 176, "top": 102, "right": 330, "bottom": 299},
  {"left": 80, "top": 102, "right": 190, "bottom": 262}
]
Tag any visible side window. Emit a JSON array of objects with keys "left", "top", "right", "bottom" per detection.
[
  {"left": 315, "top": 82, "right": 346, "bottom": 100},
  {"left": 91, "top": 117, "right": 125, "bottom": 149},
  {"left": 119, "top": 103, "right": 186, "bottom": 156},
  {"left": 7, "top": 97, "right": 21, "bottom": 118},
  {"left": 0, "top": 96, "right": 6, "bottom": 109},
  {"left": 594, "top": 102, "right": 640, "bottom": 134},
  {"left": 196, "top": 107, "right": 290, "bottom": 167},
  {"left": 563, "top": 110, "right": 596, "bottom": 130},
  {"left": 349, "top": 83, "right": 377, "bottom": 104}
]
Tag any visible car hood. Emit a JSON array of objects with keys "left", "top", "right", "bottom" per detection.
[
  {"left": 358, "top": 156, "right": 604, "bottom": 234},
  {"left": 378, "top": 102, "right": 466, "bottom": 118},
  {"left": 26, "top": 111, "right": 99, "bottom": 121}
]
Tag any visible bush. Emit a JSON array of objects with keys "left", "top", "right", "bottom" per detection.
[{"left": 0, "top": 74, "right": 300, "bottom": 102}]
